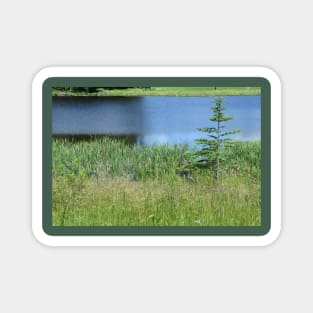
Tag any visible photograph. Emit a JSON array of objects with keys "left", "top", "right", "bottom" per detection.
[{"left": 51, "top": 86, "right": 261, "bottom": 227}]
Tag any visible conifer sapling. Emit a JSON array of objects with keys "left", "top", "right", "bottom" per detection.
[{"left": 193, "top": 96, "right": 240, "bottom": 182}]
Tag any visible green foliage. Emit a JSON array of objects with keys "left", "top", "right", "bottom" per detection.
[
  {"left": 193, "top": 96, "right": 240, "bottom": 181},
  {"left": 53, "top": 175, "right": 260, "bottom": 227},
  {"left": 52, "top": 137, "right": 261, "bottom": 226},
  {"left": 223, "top": 141, "right": 261, "bottom": 177},
  {"left": 53, "top": 137, "right": 192, "bottom": 182}
]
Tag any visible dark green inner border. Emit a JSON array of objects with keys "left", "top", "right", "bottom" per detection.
[{"left": 43, "top": 77, "right": 270, "bottom": 236}]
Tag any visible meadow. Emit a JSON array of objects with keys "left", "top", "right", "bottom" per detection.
[{"left": 52, "top": 137, "right": 261, "bottom": 226}]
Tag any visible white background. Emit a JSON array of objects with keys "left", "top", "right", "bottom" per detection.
[{"left": 0, "top": 0, "right": 310, "bottom": 312}]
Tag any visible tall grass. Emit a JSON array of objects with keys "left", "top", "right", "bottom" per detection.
[
  {"left": 52, "top": 137, "right": 261, "bottom": 226},
  {"left": 53, "top": 137, "right": 191, "bottom": 181}
]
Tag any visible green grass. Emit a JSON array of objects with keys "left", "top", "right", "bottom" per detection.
[
  {"left": 52, "top": 137, "right": 261, "bottom": 226},
  {"left": 52, "top": 86, "right": 261, "bottom": 97}
]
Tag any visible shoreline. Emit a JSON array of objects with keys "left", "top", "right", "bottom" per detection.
[{"left": 52, "top": 87, "right": 261, "bottom": 97}]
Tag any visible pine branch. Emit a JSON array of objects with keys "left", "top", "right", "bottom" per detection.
[
  {"left": 196, "top": 127, "right": 216, "bottom": 133},
  {"left": 220, "top": 129, "right": 241, "bottom": 137}
]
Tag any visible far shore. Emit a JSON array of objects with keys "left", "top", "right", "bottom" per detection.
[{"left": 52, "top": 87, "right": 261, "bottom": 97}]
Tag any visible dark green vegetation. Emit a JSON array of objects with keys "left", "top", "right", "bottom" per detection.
[
  {"left": 52, "top": 137, "right": 261, "bottom": 226},
  {"left": 52, "top": 86, "right": 261, "bottom": 97},
  {"left": 193, "top": 96, "right": 240, "bottom": 182}
]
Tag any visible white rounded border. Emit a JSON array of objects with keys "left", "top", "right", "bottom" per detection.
[{"left": 32, "top": 66, "right": 281, "bottom": 246}]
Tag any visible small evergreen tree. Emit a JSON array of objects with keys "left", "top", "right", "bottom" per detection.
[{"left": 194, "top": 96, "right": 240, "bottom": 182}]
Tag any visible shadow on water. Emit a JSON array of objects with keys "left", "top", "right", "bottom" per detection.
[{"left": 53, "top": 96, "right": 146, "bottom": 138}]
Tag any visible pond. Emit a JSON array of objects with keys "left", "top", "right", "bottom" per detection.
[{"left": 52, "top": 96, "right": 261, "bottom": 146}]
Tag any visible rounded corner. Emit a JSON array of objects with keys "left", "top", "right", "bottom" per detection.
[
  {"left": 259, "top": 224, "right": 282, "bottom": 247},
  {"left": 257, "top": 66, "right": 282, "bottom": 89},
  {"left": 32, "top": 223, "right": 55, "bottom": 247},
  {"left": 32, "top": 67, "right": 58, "bottom": 90}
]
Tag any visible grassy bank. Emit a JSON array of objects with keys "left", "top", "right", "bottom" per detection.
[
  {"left": 52, "top": 137, "right": 261, "bottom": 226},
  {"left": 52, "top": 86, "right": 261, "bottom": 97}
]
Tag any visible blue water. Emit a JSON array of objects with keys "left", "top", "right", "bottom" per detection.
[{"left": 53, "top": 96, "right": 261, "bottom": 146}]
